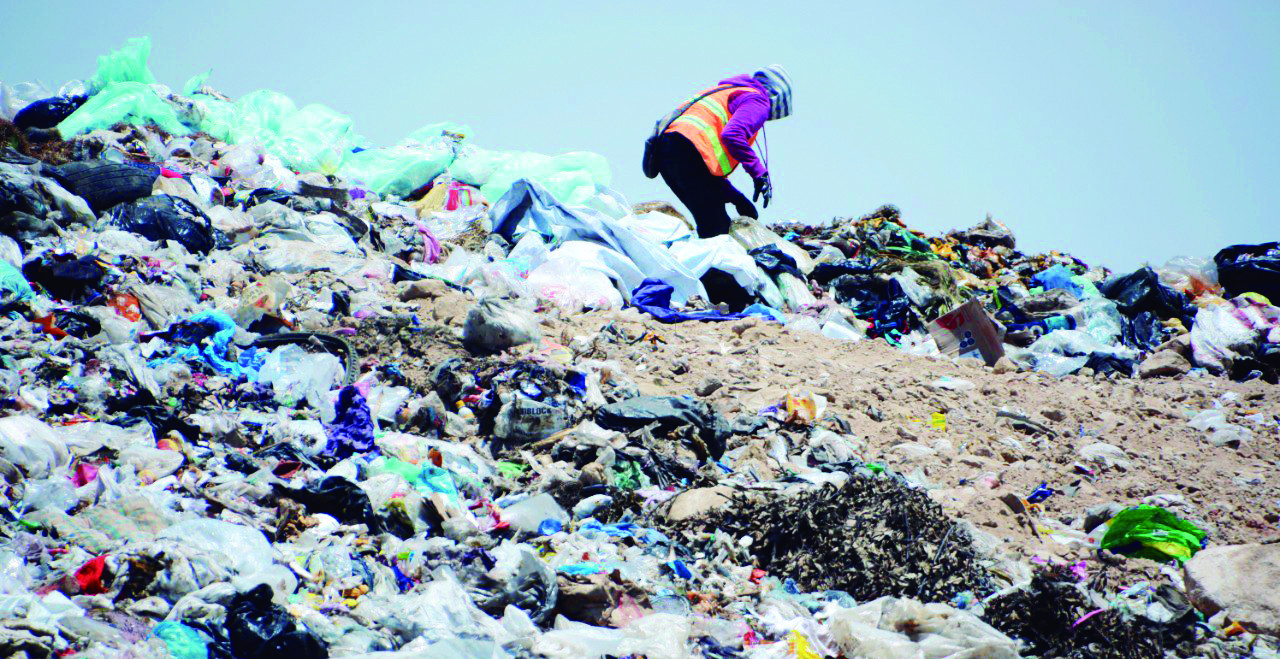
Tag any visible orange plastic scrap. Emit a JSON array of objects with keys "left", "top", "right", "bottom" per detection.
[{"left": 930, "top": 238, "right": 958, "bottom": 261}]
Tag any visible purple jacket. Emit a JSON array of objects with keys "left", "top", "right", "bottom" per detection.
[{"left": 717, "top": 74, "right": 771, "bottom": 179}]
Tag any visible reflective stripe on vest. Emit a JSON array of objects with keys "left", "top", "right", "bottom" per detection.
[{"left": 665, "top": 86, "right": 759, "bottom": 177}]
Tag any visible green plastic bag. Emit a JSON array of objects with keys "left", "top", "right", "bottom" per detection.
[
  {"left": 87, "top": 37, "right": 156, "bottom": 93},
  {"left": 57, "top": 82, "right": 189, "bottom": 138},
  {"left": 1099, "top": 505, "right": 1207, "bottom": 564}
]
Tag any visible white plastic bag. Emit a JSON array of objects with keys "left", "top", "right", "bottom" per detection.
[
  {"left": 826, "top": 596, "right": 1020, "bottom": 659},
  {"left": 1190, "top": 303, "right": 1258, "bottom": 374},
  {"left": 526, "top": 256, "right": 623, "bottom": 310}
]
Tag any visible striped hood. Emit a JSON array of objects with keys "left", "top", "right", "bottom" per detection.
[{"left": 754, "top": 65, "right": 793, "bottom": 120}]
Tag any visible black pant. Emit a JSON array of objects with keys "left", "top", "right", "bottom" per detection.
[{"left": 656, "top": 132, "right": 756, "bottom": 238}]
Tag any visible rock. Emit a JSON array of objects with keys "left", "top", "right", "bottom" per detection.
[
  {"left": 1140, "top": 350, "right": 1191, "bottom": 379},
  {"left": 399, "top": 278, "right": 447, "bottom": 301},
  {"left": 992, "top": 357, "right": 1017, "bottom": 374},
  {"left": 1083, "top": 502, "right": 1126, "bottom": 532},
  {"left": 1185, "top": 543, "right": 1280, "bottom": 636},
  {"left": 729, "top": 317, "right": 759, "bottom": 336},
  {"left": 1040, "top": 408, "right": 1065, "bottom": 422},
  {"left": 578, "top": 462, "right": 608, "bottom": 486},
  {"left": 666, "top": 486, "right": 733, "bottom": 523},
  {"left": 1154, "top": 333, "right": 1192, "bottom": 358},
  {"left": 694, "top": 377, "right": 723, "bottom": 397}
]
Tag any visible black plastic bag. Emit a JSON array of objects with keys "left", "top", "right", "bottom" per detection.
[
  {"left": 809, "top": 257, "right": 880, "bottom": 287},
  {"left": 107, "top": 194, "right": 222, "bottom": 254},
  {"left": 52, "top": 310, "right": 101, "bottom": 338},
  {"left": 275, "top": 476, "right": 412, "bottom": 538},
  {"left": 596, "top": 396, "right": 729, "bottom": 460},
  {"left": 1215, "top": 242, "right": 1280, "bottom": 302},
  {"left": 226, "top": 584, "right": 328, "bottom": 659},
  {"left": 749, "top": 245, "right": 804, "bottom": 279},
  {"left": 1085, "top": 353, "right": 1135, "bottom": 377},
  {"left": 106, "top": 388, "right": 202, "bottom": 441},
  {"left": 13, "top": 95, "right": 88, "bottom": 130},
  {"left": 1121, "top": 311, "right": 1167, "bottom": 351},
  {"left": 22, "top": 255, "right": 105, "bottom": 303},
  {"left": 830, "top": 276, "right": 917, "bottom": 338},
  {"left": 1100, "top": 267, "right": 1187, "bottom": 319}
]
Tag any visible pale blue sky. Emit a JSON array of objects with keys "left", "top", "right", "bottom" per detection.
[{"left": 2, "top": 1, "right": 1275, "bottom": 270}]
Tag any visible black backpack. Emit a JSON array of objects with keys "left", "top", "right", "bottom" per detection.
[{"left": 641, "top": 85, "right": 733, "bottom": 179}]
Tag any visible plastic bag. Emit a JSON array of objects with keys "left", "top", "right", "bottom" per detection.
[
  {"left": 277, "top": 476, "right": 409, "bottom": 538},
  {"left": 462, "top": 297, "right": 540, "bottom": 353},
  {"left": 1155, "top": 256, "right": 1220, "bottom": 298},
  {"left": 156, "top": 519, "right": 274, "bottom": 578},
  {"left": 1187, "top": 409, "right": 1254, "bottom": 447},
  {"left": 1100, "top": 267, "right": 1188, "bottom": 320},
  {"left": 0, "top": 416, "right": 70, "bottom": 478},
  {"left": 1190, "top": 303, "right": 1258, "bottom": 374},
  {"left": 1098, "top": 505, "right": 1206, "bottom": 564},
  {"left": 57, "top": 82, "right": 189, "bottom": 138},
  {"left": 1214, "top": 242, "right": 1280, "bottom": 302},
  {"left": 0, "top": 260, "right": 34, "bottom": 305},
  {"left": 227, "top": 584, "right": 328, "bottom": 659},
  {"left": 469, "top": 541, "right": 558, "bottom": 623},
  {"left": 257, "top": 344, "right": 344, "bottom": 411},
  {"left": 526, "top": 256, "right": 623, "bottom": 310},
  {"left": 501, "top": 493, "right": 569, "bottom": 534},
  {"left": 108, "top": 195, "right": 220, "bottom": 254},
  {"left": 595, "top": 395, "right": 729, "bottom": 460},
  {"left": 827, "top": 596, "right": 1020, "bottom": 659},
  {"left": 152, "top": 621, "right": 211, "bottom": 659},
  {"left": 13, "top": 94, "right": 88, "bottom": 130},
  {"left": 480, "top": 151, "right": 610, "bottom": 206},
  {"left": 86, "top": 37, "right": 156, "bottom": 92}
]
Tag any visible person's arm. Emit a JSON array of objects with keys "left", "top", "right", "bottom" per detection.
[
  {"left": 720, "top": 92, "right": 770, "bottom": 179},
  {"left": 721, "top": 178, "right": 757, "bottom": 219}
]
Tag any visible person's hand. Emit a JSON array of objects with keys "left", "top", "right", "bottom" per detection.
[
  {"left": 752, "top": 174, "right": 773, "bottom": 208},
  {"left": 734, "top": 198, "right": 758, "bottom": 219}
]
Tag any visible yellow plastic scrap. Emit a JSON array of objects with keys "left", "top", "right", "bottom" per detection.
[
  {"left": 787, "top": 631, "right": 821, "bottom": 659},
  {"left": 785, "top": 392, "right": 819, "bottom": 426},
  {"left": 930, "top": 412, "right": 947, "bottom": 432}
]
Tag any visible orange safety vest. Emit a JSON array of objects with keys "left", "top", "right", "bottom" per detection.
[{"left": 665, "top": 86, "right": 760, "bottom": 177}]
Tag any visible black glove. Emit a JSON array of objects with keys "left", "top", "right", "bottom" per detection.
[
  {"left": 752, "top": 174, "right": 773, "bottom": 209},
  {"left": 733, "top": 197, "right": 758, "bottom": 219}
]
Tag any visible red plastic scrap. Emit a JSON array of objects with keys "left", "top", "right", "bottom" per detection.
[{"left": 75, "top": 555, "right": 108, "bottom": 595}]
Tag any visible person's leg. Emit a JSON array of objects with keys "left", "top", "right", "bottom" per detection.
[{"left": 657, "top": 134, "right": 734, "bottom": 238}]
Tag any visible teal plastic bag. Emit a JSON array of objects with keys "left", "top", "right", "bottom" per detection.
[
  {"left": 0, "top": 261, "right": 33, "bottom": 304},
  {"left": 57, "top": 82, "right": 189, "bottom": 138},
  {"left": 338, "top": 123, "right": 466, "bottom": 197},
  {"left": 182, "top": 70, "right": 211, "bottom": 97},
  {"left": 448, "top": 146, "right": 512, "bottom": 187},
  {"left": 480, "top": 150, "right": 611, "bottom": 206},
  {"left": 152, "top": 621, "right": 210, "bottom": 659},
  {"left": 275, "top": 104, "right": 356, "bottom": 174},
  {"left": 87, "top": 37, "right": 156, "bottom": 93}
]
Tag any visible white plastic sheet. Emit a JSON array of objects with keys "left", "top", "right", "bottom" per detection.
[{"left": 489, "top": 179, "right": 706, "bottom": 304}]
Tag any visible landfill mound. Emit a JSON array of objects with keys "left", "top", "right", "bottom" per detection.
[
  {"left": 0, "top": 37, "right": 1277, "bottom": 659},
  {"left": 661, "top": 475, "right": 997, "bottom": 603}
]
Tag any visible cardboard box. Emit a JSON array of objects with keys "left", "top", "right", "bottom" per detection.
[{"left": 928, "top": 298, "right": 1005, "bottom": 365}]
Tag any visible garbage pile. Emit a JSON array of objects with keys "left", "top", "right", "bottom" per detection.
[{"left": 0, "top": 37, "right": 1276, "bottom": 659}]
